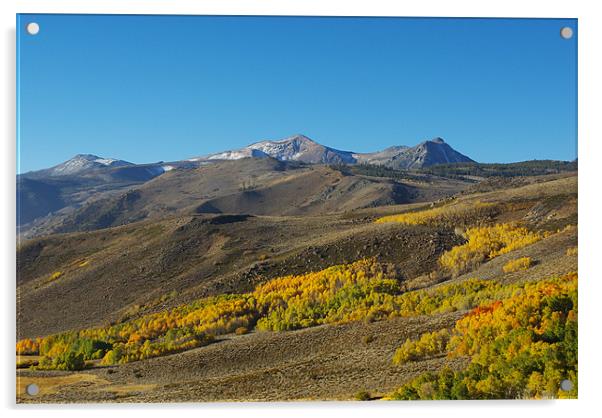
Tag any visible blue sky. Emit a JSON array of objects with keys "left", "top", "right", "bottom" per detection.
[{"left": 17, "top": 15, "right": 577, "bottom": 173}]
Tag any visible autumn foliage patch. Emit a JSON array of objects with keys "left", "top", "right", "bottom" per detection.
[
  {"left": 387, "top": 272, "right": 578, "bottom": 400},
  {"left": 502, "top": 257, "right": 532, "bottom": 273},
  {"left": 439, "top": 224, "right": 544, "bottom": 276},
  {"left": 16, "top": 259, "right": 513, "bottom": 369},
  {"left": 375, "top": 201, "right": 497, "bottom": 228}
]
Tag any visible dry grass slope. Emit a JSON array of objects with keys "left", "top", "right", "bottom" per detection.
[{"left": 16, "top": 172, "right": 577, "bottom": 402}]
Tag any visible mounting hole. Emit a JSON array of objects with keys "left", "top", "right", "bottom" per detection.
[
  {"left": 560, "top": 27, "right": 573, "bottom": 40},
  {"left": 26, "top": 22, "right": 40, "bottom": 35},
  {"left": 25, "top": 383, "right": 39, "bottom": 396},
  {"left": 560, "top": 379, "right": 574, "bottom": 391}
]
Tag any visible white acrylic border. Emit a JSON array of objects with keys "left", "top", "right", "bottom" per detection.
[{"left": 2, "top": 1, "right": 598, "bottom": 417}]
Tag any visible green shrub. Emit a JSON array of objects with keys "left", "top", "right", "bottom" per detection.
[
  {"left": 354, "top": 391, "right": 371, "bottom": 401},
  {"left": 37, "top": 350, "right": 85, "bottom": 371}
]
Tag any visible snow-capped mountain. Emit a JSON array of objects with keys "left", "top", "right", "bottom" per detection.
[
  {"left": 27, "top": 154, "right": 134, "bottom": 177},
  {"left": 247, "top": 134, "right": 356, "bottom": 164},
  {"left": 201, "top": 134, "right": 473, "bottom": 169},
  {"left": 18, "top": 154, "right": 178, "bottom": 229},
  {"left": 205, "top": 134, "right": 357, "bottom": 164},
  {"left": 207, "top": 148, "right": 270, "bottom": 161},
  {"left": 17, "top": 135, "right": 476, "bottom": 233},
  {"left": 23, "top": 135, "right": 474, "bottom": 180},
  {"left": 21, "top": 153, "right": 181, "bottom": 180}
]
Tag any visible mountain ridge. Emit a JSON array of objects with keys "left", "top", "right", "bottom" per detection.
[
  {"left": 16, "top": 134, "right": 476, "bottom": 233},
  {"left": 199, "top": 134, "right": 474, "bottom": 169},
  {"left": 24, "top": 153, "right": 134, "bottom": 178},
  {"left": 21, "top": 134, "right": 474, "bottom": 178}
]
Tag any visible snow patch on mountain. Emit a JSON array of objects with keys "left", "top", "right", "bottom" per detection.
[
  {"left": 244, "top": 134, "right": 356, "bottom": 164},
  {"left": 33, "top": 154, "right": 134, "bottom": 177},
  {"left": 32, "top": 134, "right": 474, "bottom": 178},
  {"left": 207, "top": 148, "right": 270, "bottom": 161},
  {"left": 94, "top": 158, "right": 120, "bottom": 166}
]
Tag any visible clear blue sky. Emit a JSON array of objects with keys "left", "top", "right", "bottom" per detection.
[{"left": 17, "top": 15, "right": 577, "bottom": 173}]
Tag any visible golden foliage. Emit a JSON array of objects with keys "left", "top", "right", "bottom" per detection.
[
  {"left": 502, "top": 257, "right": 532, "bottom": 273},
  {"left": 440, "top": 223, "right": 543, "bottom": 276},
  {"left": 18, "top": 258, "right": 513, "bottom": 368},
  {"left": 388, "top": 272, "right": 578, "bottom": 400},
  {"left": 566, "top": 246, "right": 578, "bottom": 256},
  {"left": 253, "top": 259, "right": 399, "bottom": 330},
  {"left": 392, "top": 328, "right": 451, "bottom": 365},
  {"left": 18, "top": 247, "right": 568, "bottom": 374},
  {"left": 234, "top": 327, "right": 248, "bottom": 335},
  {"left": 375, "top": 201, "right": 497, "bottom": 227},
  {"left": 48, "top": 271, "right": 63, "bottom": 282},
  {"left": 16, "top": 338, "right": 40, "bottom": 355}
]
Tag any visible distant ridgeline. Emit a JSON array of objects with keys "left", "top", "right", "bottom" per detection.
[
  {"left": 332, "top": 160, "right": 577, "bottom": 181},
  {"left": 420, "top": 160, "right": 578, "bottom": 178}
]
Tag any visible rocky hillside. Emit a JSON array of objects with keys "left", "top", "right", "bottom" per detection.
[
  {"left": 355, "top": 137, "right": 474, "bottom": 169},
  {"left": 21, "top": 158, "right": 471, "bottom": 238},
  {"left": 17, "top": 135, "right": 474, "bottom": 232}
]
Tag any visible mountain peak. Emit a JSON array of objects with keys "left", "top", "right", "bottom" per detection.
[
  {"left": 356, "top": 137, "right": 472, "bottom": 169},
  {"left": 35, "top": 154, "right": 135, "bottom": 177},
  {"left": 72, "top": 153, "right": 102, "bottom": 161},
  {"left": 206, "top": 134, "right": 356, "bottom": 164},
  {"left": 201, "top": 134, "right": 473, "bottom": 168},
  {"left": 254, "top": 133, "right": 316, "bottom": 146},
  {"left": 280, "top": 133, "right": 314, "bottom": 142}
]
